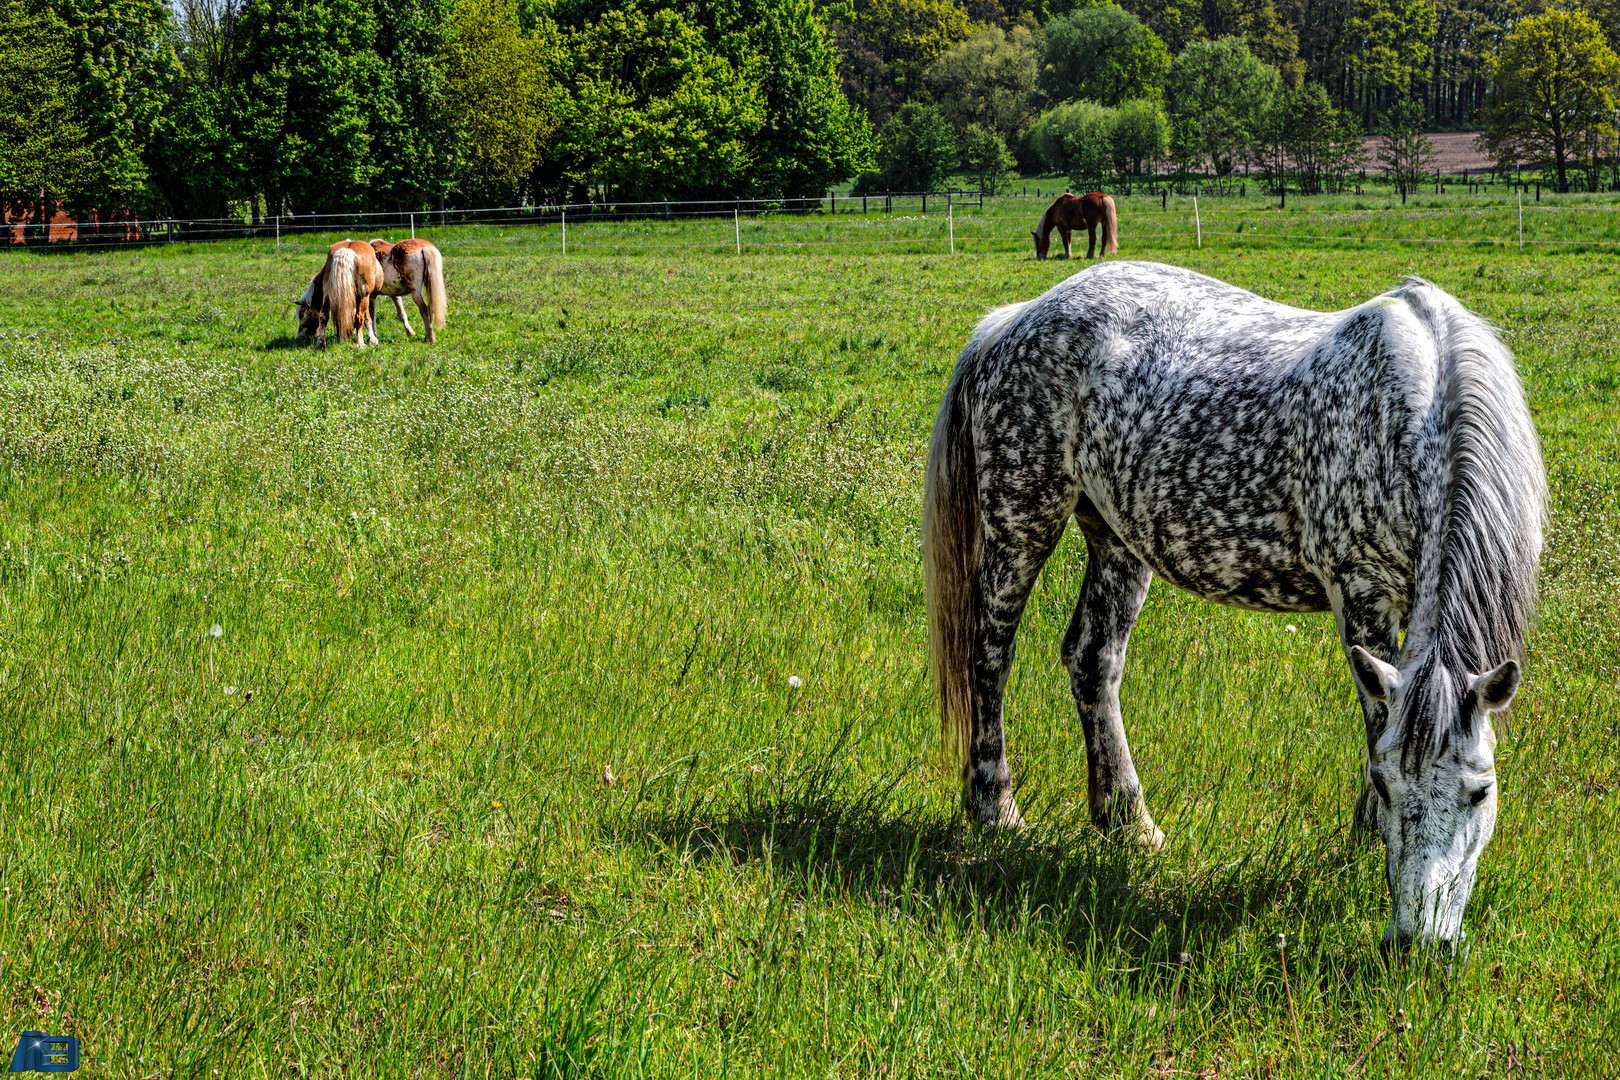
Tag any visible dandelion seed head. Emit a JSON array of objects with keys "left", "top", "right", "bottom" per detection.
[
  {"left": 1285, "top": 624, "right": 1297, "bottom": 633},
  {"left": 787, "top": 675, "right": 802, "bottom": 689},
  {"left": 209, "top": 624, "right": 223, "bottom": 638},
  {"left": 223, "top": 686, "right": 237, "bottom": 695}
]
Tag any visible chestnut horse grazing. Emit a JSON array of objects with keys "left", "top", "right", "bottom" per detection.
[
  {"left": 1032, "top": 192, "right": 1117, "bottom": 259},
  {"left": 296, "top": 240, "right": 384, "bottom": 347},
  {"left": 367, "top": 238, "right": 448, "bottom": 343}
]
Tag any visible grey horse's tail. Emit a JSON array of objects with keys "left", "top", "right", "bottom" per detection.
[{"left": 924, "top": 302, "right": 1027, "bottom": 763}]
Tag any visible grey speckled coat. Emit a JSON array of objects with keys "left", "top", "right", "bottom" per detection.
[{"left": 924, "top": 261, "right": 1546, "bottom": 948}]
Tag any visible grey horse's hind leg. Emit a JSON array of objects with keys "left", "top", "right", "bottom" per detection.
[
  {"left": 1062, "top": 520, "right": 1164, "bottom": 851},
  {"left": 965, "top": 529, "right": 1066, "bottom": 828}
]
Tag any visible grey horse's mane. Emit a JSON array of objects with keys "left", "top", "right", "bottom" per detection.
[{"left": 1396, "top": 278, "right": 1546, "bottom": 757}]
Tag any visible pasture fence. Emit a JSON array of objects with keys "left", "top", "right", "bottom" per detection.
[{"left": 6, "top": 188, "right": 1620, "bottom": 256}]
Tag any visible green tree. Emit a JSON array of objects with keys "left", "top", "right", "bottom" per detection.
[
  {"left": 744, "top": 0, "right": 875, "bottom": 197},
  {"left": 1164, "top": 36, "right": 1278, "bottom": 176},
  {"left": 228, "top": 0, "right": 395, "bottom": 214},
  {"left": 442, "top": 0, "right": 563, "bottom": 203},
  {"left": 1259, "top": 81, "right": 1364, "bottom": 193},
  {"left": 926, "top": 26, "right": 1039, "bottom": 144},
  {"left": 1109, "top": 96, "right": 1169, "bottom": 175},
  {"left": 145, "top": 0, "right": 241, "bottom": 219},
  {"left": 372, "top": 0, "right": 459, "bottom": 210},
  {"left": 1377, "top": 96, "right": 1436, "bottom": 196},
  {"left": 959, "top": 123, "right": 1019, "bottom": 192},
  {"left": 1029, "top": 99, "right": 1116, "bottom": 181},
  {"left": 875, "top": 100, "right": 958, "bottom": 189},
  {"left": 550, "top": 0, "right": 872, "bottom": 199},
  {"left": 0, "top": 0, "right": 92, "bottom": 225},
  {"left": 849, "top": 0, "right": 972, "bottom": 90},
  {"left": 1482, "top": 8, "right": 1620, "bottom": 193},
  {"left": 49, "top": 0, "right": 181, "bottom": 214},
  {"left": 1040, "top": 4, "right": 1171, "bottom": 106},
  {"left": 561, "top": 8, "right": 764, "bottom": 200}
]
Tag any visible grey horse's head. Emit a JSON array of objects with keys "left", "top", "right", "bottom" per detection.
[{"left": 1350, "top": 646, "right": 1520, "bottom": 952}]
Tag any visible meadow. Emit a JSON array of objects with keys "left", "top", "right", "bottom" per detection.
[{"left": 0, "top": 200, "right": 1617, "bottom": 1077}]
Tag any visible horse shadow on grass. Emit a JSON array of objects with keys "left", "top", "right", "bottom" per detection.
[{"left": 625, "top": 741, "right": 1390, "bottom": 993}]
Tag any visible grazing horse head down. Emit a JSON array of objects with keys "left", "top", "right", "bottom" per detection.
[
  {"left": 1032, "top": 192, "right": 1117, "bottom": 260},
  {"left": 924, "top": 261, "right": 1545, "bottom": 950},
  {"left": 296, "top": 240, "right": 384, "bottom": 347}
]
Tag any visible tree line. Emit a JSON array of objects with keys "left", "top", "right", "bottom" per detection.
[
  {"left": 842, "top": 0, "right": 1620, "bottom": 196},
  {"left": 0, "top": 0, "right": 873, "bottom": 221},
  {"left": 1, "top": 0, "right": 1618, "bottom": 223}
]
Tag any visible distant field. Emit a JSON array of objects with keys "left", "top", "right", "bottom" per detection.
[{"left": 0, "top": 213, "right": 1616, "bottom": 1076}]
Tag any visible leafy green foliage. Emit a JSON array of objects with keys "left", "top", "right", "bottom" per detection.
[
  {"left": 49, "top": 0, "right": 181, "bottom": 213},
  {"left": 561, "top": 8, "right": 764, "bottom": 200},
  {"left": 925, "top": 27, "right": 1039, "bottom": 144},
  {"left": 1027, "top": 99, "right": 1115, "bottom": 182},
  {"left": 227, "top": 0, "right": 395, "bottom": 213},
  {"left": 959, "top": 123, "right": 1019, "bottom": 193},
  {"left": 1482, "top": 9, "right": 1620, "bottom": 193},
  {"left": 874, "top": 101, "right": 958, "bottom": 189},
  {"left": 1165, "top": 36, "right": 1278, "bottom": 177},
  {"left": 442, "top": 0, "right": 564, "bottom": 203},
  {"left": 1038, "top": 4, "right": 1170, "bottom": 107},
  {"left": 1257, "top": 82, "right": 1366, "bottom": 194},
  {"left": 1108, "top": 96, "right": 1169, "bottom": 176},
  {"left": 0, "top": 0, "right": 91, "bottom": 213},
  {"left": 1376, "top": 96, "right": 1436, "bottom": 195}
]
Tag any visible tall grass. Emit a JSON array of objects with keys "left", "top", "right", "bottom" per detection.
[{"left": 0, "top": 231, "right": 1615, "bottom": 1076}]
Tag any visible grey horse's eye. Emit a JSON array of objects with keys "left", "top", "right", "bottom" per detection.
[
  {"left": 1469, "top": 785, "right": 1491, "bottom": 806},
  {"left": 1371, "top": 771, "right": 1391, "bottom": 803}
]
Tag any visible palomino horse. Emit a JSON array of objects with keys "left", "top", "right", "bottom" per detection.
[
  {"left": 367, "top": 238, "right": 448, "bottom": 343},
  {"left": 1032, "top": 191, "right": 1117, "bottom": 259},
  {"left": 296, "top": 240, "right": 384, "bottom": 347},
  {"left": 925, "top": 262, "right": 1544, "bottom": 950}
]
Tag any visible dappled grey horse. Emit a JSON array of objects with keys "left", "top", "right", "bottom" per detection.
[{"left": 924, "top": 261, "right": 1545, "bottom": 949}]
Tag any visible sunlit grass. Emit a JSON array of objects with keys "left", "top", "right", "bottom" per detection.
[{"left": 0, "top": 230, "right": 1615, "bottom": 1076}]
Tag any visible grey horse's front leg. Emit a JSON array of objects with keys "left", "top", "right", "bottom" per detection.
[
  {"left": 1062, "top": 523, "right": 1163, "bottom": 851},
  {"left": 1335, "top": 594, "right": 1402, "bottom": 837}
]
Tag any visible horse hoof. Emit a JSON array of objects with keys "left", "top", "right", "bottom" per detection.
[
  {"left": 964, "top": 790, "right": 1027, "bottom": 830},
  {"left": 1133, "top": 817, "right": 1166, "bottom": 853}
]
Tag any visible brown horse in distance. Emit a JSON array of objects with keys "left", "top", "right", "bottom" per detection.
[
  {"left": 367, "top": 238, "right": 448, "bottom": 343},
  {"left": 1031, "top": 192, "right": 1118, "bottom": 260},
  {"left": 296, "top": 239, "right": 384, "bottom": 346}
]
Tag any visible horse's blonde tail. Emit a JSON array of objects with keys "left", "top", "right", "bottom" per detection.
[
  {"left": 327, "top": 247, "right": 357, "bottom": 342},
  {"left": 423, "top": 244, "right": 447, "bottom": 330},
  {"left": 925, "top": 301, "right": 1025, "bottom": 766},
  {"left": 1102, "top": 194, "right": 1119, "bottom": 254}
]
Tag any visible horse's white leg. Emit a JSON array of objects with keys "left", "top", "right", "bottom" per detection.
[
  {"left": 393, "top": 295, "right": 414, "bottom": 338},
  {"left": 412, "top": 287, "right": 433, "bottom": 344},
  {"left": 965, "top": 534, "right": 1064, "bottom": 829},
  {"left": 1335, "top": 595, "right": 1403, "bottom": 837},
  {"left": 1061, "top": 516, "right": 1164, "bottom": 851},
  {"left": 1061, "top": 226, "right": 1073, "bottom": 258}
]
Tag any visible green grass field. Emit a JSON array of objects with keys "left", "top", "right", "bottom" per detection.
[{"left": 1, "top": 206, "right": 1617, "bottom": 1077}]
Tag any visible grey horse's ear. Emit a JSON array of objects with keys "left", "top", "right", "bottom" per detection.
[
  {"left": 1469, "top": 659, "right": 1520, "bottom": 714},
  {"left": 1348, "top": 645, "right": 1400, "bottom": 702}
]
